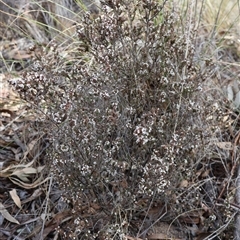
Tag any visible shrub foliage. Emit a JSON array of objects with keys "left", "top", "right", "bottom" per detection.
[{"left": 11, "top": 0, "right": 207, "bottom": 238}]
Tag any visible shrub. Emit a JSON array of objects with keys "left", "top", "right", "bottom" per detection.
[{"left": 11, "top": 0, "right": 207, "bottom": 238}]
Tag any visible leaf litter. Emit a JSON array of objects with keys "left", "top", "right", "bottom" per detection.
[{"left": 0, "top": 76, "right": 65, "bottom": 239}]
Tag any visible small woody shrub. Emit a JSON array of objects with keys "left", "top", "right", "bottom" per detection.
[{"left": 11, "top": 0, "right": 207, "bottom": 238}]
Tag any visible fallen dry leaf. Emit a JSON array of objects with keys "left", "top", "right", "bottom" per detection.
[
  {"left": 126, "top": 236, "right": 143, "bottom": 240},
  {"left": 148, "top": 233, "right": 183, "bottom": 239},
  {"left": 179, "top": 179, "right": 189, "bottom": 188},
  {"left": 9, "top": 176, "right": 50, "bottom": 189},
  {"left": 147, "top": 221, "right": 185, "bottom": 240},
  {"left": 9, "top": 189, "right": 21, "bottom": 209},
  {"left": 0, "top": 202, "right": 20, "bottom": 224},
  {"left": 215, "top": 142, "right": 233, "bottom": 150},
  {"left": 22, "top": 136, "right": 45, "bottom": 160},
  {"left": 29, "top": 210, "right": 72, "bottom": 239},
  {"left": 21, "top": 188, "right": 43, "bottom": 204},
  {"left": 10, "top": 166, "right": 45, "bottom": 182},
  {"left": 0, "top": 160, "right": 45, "bottom": 188}
]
